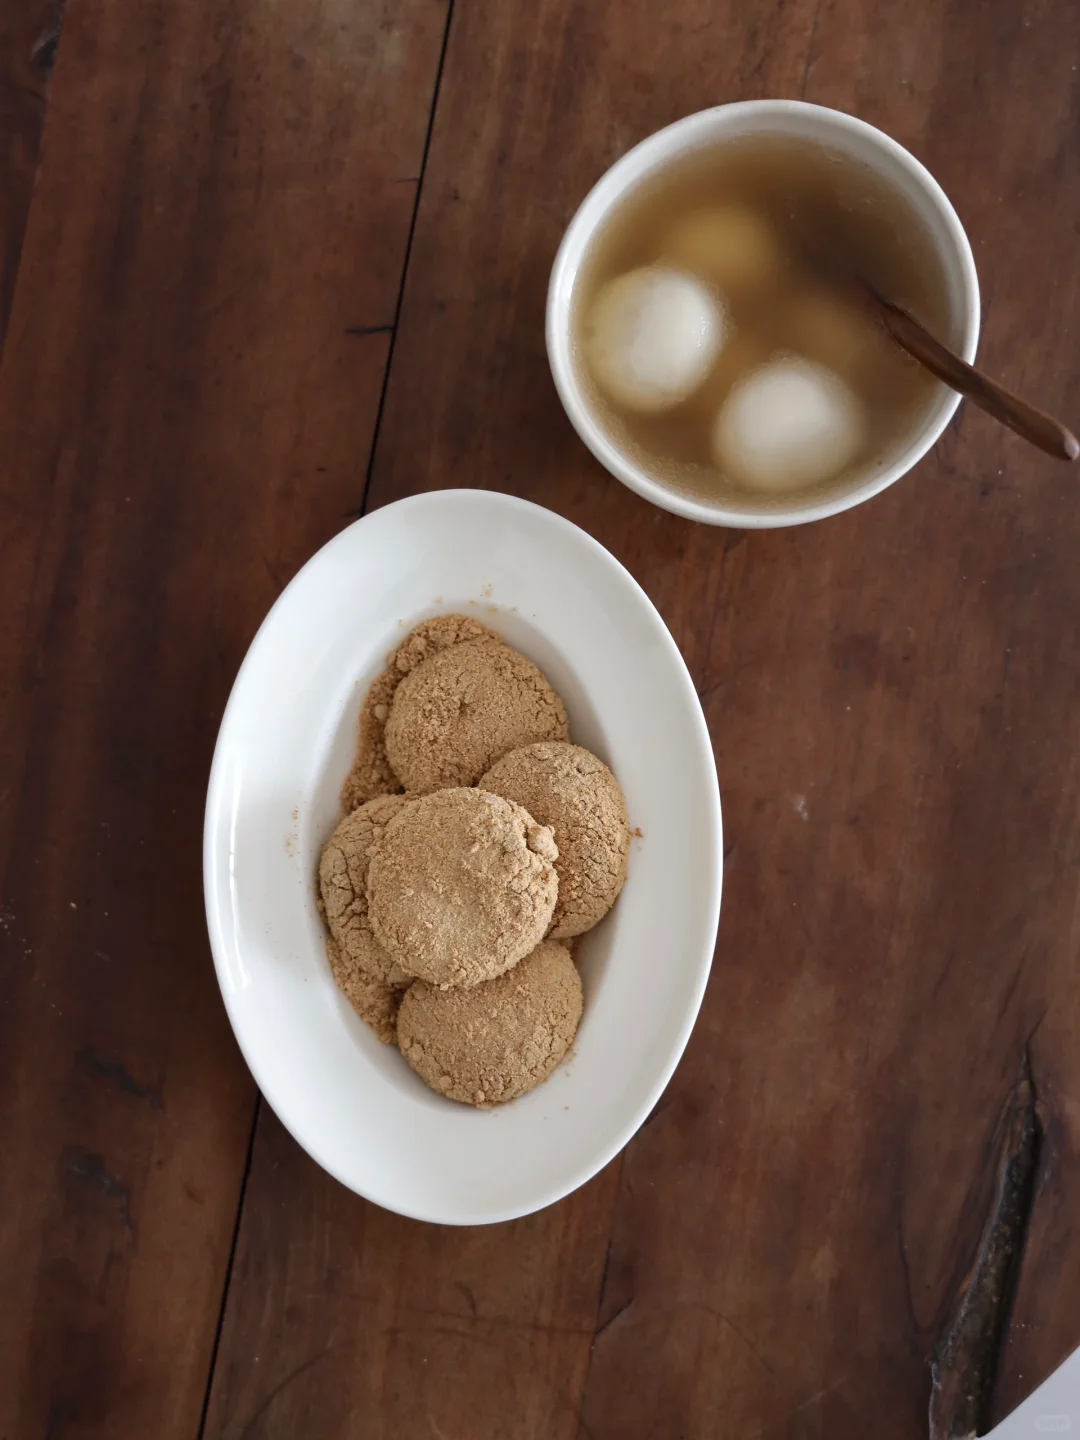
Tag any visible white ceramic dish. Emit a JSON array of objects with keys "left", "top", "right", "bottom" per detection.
[
  {"left": 204, "top": 489, "right": 722, "bottom": 1224},
  {"left": 547, "top": 100, "right": 981, "bottom": 528}
]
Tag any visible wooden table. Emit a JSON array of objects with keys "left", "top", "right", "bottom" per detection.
[{"left": 3, "top": 1, "right": 1079, "bottom": 1435}]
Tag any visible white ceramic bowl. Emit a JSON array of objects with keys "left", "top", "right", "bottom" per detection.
[
  {"left": 547, "top": 100, "right": 981, "bottom": 528},
  {"left": 204, "top": 490, "right": 722, "bottom": 1224}
]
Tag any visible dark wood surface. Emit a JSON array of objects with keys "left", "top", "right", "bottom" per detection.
[
  {"left": 0, "top": 0, "right": 448, "bottom": 1433},
  {"left": 3, "top": 0, "right": 1079, "bottom": 1436},
  {"left": 0, "top": 0, "right": 61, "bottom": 341}
]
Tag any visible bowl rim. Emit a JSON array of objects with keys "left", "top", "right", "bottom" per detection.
[
  {"left": 546, "top": 99, "right": 981, "bottom": 529},
  {"left": 203, "top": 488, "right": 723, "bottom": 1223}
]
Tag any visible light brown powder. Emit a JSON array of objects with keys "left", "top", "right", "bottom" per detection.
[
  {"left": 366, "top": 787, "right": 558, "bottom": 989},
  {"left": 341, "top": 614, "right": 501, "bottom": 810},
  {"left": 397, "top": 940, "right": 583, "bottom": 1106},
  {"left": 319, "top": 794, "right": 413, "bottom": 986},
  {"left": 384, "top": 637, "right": 569, "bottom": 795},
  {"left": 481, "top": 741, "right": 631, "bottom": 938},
  {"left": 325, "top": 935, "right": 404, "bottom": 1046}
]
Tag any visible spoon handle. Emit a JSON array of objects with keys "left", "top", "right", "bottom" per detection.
[{"left": 876, "top": 300, "right": 1079, "bottom": 462}]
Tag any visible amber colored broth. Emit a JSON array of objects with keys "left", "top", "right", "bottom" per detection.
[{"left": 570, "top": 134, "right": 953, "bottom": 506}]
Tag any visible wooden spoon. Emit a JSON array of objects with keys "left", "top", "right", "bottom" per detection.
[
  {"left": 790, "top": 219, "right": 1079, "bottom": 462},
  {"left": 861, "top": 288, "right": 1079, "bottom": 462}
]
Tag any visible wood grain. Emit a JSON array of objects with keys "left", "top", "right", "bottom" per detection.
[
  {"left": 0, "top": 0, "right": 63, "bottom": 344},
  {"left": 202, "top": 1108, "right": 622, "bottom": 1439},
  {"left": 204, "top": 0, "right": 1080, "bottom": 1437},
  {"left": 0, "top": 0, "right": 448, "bottom": 1432}
]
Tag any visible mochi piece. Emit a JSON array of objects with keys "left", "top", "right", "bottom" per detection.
[
  {"left": 713, "top": 356, "right": 866, "bottom": 492},
  {"left": 584, "top": 265, "right": 726, "bottom": 413},
  {"left": 661, "top": 205, "right": 785, "bottom": 298}
]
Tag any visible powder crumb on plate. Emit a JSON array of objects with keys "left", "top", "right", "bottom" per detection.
[
  {"left": 367, "top": 787, "right": 558, "bottom": 989},
  {"left": 481, "top": 741, "right": 630, "bottom": 938},
  {"left": 397, "top": 940, "right": 583, "bottom": 1106}
]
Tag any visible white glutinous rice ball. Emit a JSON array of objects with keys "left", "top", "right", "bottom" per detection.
[
  {"left": 661, "top": 206, "right": 784, "bottom": 298},
  {"left": 713, "top": 357, "right": 867, "bottom": 492},
  {"left": 584, "top": 266, "right": 727, "bottom": 413}
]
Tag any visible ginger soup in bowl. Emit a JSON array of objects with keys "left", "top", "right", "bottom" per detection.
[{"left": 547, "top": 101, "right": 979, "bottom": 528}]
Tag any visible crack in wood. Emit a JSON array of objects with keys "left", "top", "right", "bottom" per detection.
[
  {"left": 592, "top": 1295, "right": 632, "bottom": 1342},
  {"left": 597, "top": 1235, "right": 614, "bottom": 1306},
  {"left": 30, "top": 0, "right": 66, "bottom": 80},
  {"left": 928, "top": 1050, "right": 1041, "bottom": 1440}
]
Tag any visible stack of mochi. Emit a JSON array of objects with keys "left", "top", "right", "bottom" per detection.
[{"left": 317, "top": 615, "right": 631, "bottom": 1108}]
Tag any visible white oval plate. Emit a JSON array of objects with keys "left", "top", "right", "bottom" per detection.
[{"left": 204, "top": 490, "right": 722, "bottom": 1224}]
